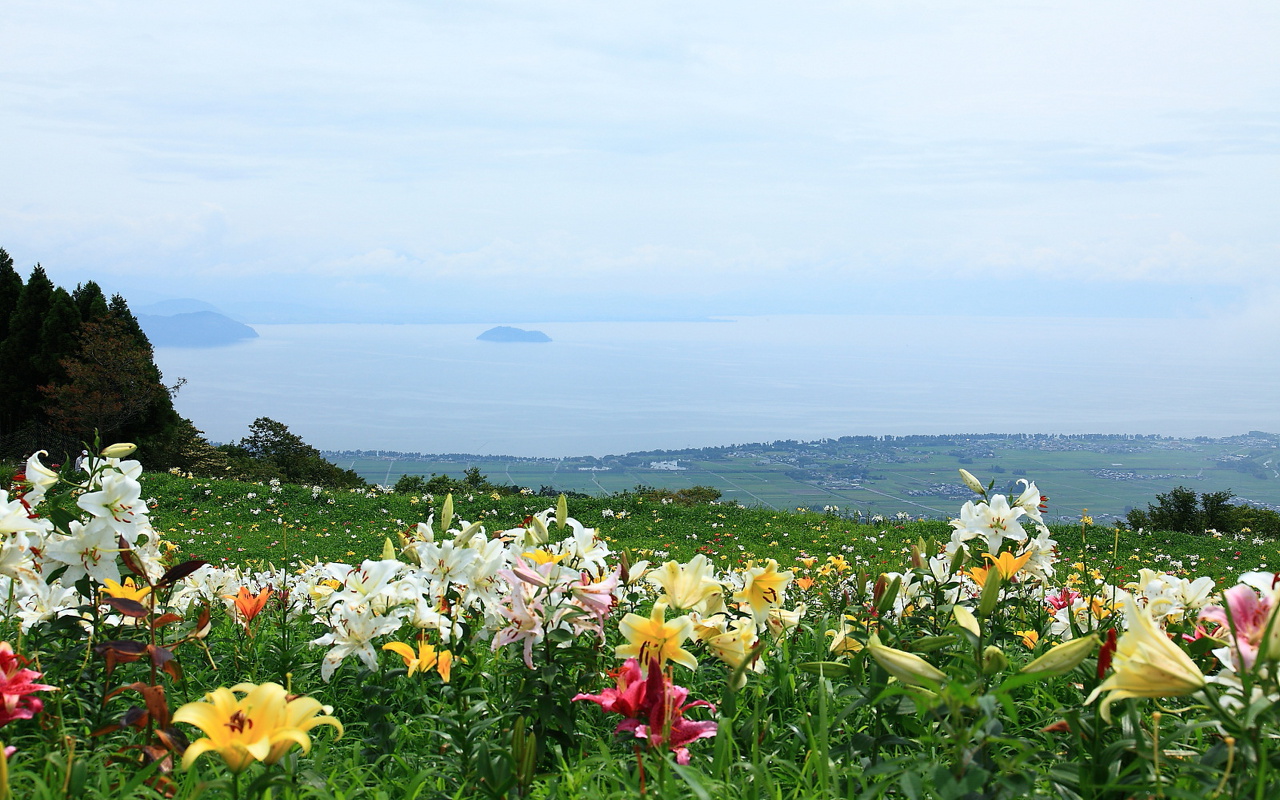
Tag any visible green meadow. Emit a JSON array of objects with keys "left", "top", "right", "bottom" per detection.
[{"left": 143, "top": 471, "right": 1277, "bottom": 585}]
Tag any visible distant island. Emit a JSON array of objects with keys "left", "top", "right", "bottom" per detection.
[
  {"left": 138, "top": 310, "right": 259, "bottom": 347},
  {"left": 477, "top": 326, "right": 551, "bottom": 343}
]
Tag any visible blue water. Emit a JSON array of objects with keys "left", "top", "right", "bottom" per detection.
[{"left": 151, "top": 314, "right": 1280, "bottom": 457}]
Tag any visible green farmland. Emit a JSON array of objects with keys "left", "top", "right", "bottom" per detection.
[{"left": 327, "top": 431, "right": 1280, "bottom": 523}]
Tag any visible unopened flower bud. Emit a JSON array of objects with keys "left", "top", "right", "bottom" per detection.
[
  {"left": 1020, "top": 635, "right": 1099, "bottom": 677},
  {"left": 958, "top": 469, "right": 985, "bottom": 495},
  {"left": 101, "top": 442, "right": 137, "bottom": 459},
  {"left": 977, "top": 566, "right": 1003, "bottom": 618},
  {"left": 868, "top": 634, "right": 947, "bottom": 687},
  {"left": 982, "top": 645, "right": 1008, "bottom": 675},
  {"left": 952, "top": 605, "right": 981, "bottom": 638}
]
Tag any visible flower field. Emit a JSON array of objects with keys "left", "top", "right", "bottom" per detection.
[{"left": 3, "top": 448, "right": 1280, "bottom": 798}]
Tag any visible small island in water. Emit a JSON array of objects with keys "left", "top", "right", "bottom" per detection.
[{"left": 477, "top": 326, "right": 551, "bottom": 343}]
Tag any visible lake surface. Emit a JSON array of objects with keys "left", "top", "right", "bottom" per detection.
[{"left": 152, "top": 314, "right": 1280, "bottom": 457}]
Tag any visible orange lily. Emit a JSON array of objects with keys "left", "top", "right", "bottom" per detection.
[{"left": 228, "top": 587, "right": 272, "bottom": 632}]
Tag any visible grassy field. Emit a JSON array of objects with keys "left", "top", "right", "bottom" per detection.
[
  {"left": 142, "top": 471, "right": 1279, "bottom": 586},
  {"left": 328, "top": 431, "right": 1280, "bottom": 524}
]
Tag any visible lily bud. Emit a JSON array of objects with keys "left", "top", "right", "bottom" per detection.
[
  {"left": 982, "top": 645, "right": 1009, "bottom": 675},
  {"left": 381, "top": 537, "right": 398, "bottom": 561},
  {"left": 958, "top": 468, "right": 985, "bottom": 496},
  {"left": 868, "top": 634, "right": 947, "bottom": 687},
  {"left": 441, "top": 494, "right": 455, "bottom": 533},
  {"left": 874, "top": 575, "right": 902, "bottom": 615},
  {"left": 952, "top": 605, "right": 981, "bottom": 638},
  {"left": 101, "top": 442, "right": 137, "bottom": 459},
  {"left": 556, "top": 494, "right": 569, "bottom": 529},
  {"left": 909, "top": 543, "right": 925, "bottom": 570},
  {"left": 948, "top": 545, "right": 968, "bottom": 578},
  {"left": 977, "top": 565, "right": 1003, "bottom": 618},
  {"left": 1020, "top": 635, "right": 1099, "bottom": 677}
]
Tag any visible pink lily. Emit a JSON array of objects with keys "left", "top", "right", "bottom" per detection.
[
  {"left": 0, "top": 642, "right": 56, "bottom": 726},
  {"left": 1200, "top": 576, "right": 1279, "bottom": 670}
]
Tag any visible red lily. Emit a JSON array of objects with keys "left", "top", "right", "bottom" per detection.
[{"left": 574, "top": 658, "right": 716, "bottom": 764}]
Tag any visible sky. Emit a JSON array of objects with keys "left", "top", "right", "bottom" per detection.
[{"left": 2, "top": 1, "right": 1279, "bottom": 325}]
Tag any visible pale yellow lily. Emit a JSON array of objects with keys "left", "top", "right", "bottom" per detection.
[{"left": 616, "top": 602, "right": 698, "bottom": 670}]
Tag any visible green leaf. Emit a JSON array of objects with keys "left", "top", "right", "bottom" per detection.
[{"left": 797, "top": 661, "right": 852, "bottom": 678}]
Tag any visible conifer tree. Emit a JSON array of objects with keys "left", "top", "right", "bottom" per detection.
[
  {"left": 72, "top": 281, "right": 110, "bottom": 322},
  {"left": 0, "top": 249, "right": 21, "bottom": 338},
  {"left": 39, "top": 288, "right": 82, "bottom": 384},
  {"left": 0, "top": 265, "right": 55, "bottom": 429}
]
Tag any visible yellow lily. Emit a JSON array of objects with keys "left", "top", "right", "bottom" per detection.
[
  {"left": 101, "top": 578, "right": 151, "bottom": 603},
  {"left": 734, "top": 559, "right": 793, "bottom": 618},
  {"left": 701, "top": 617, "right": 759, "bottom": 673},
  {"left": 1085, "top": 598, "right": 1205, "bottom": 722},
  {"left": 982, "top": 550, "right": 1033, "bottom": 581},
  {"left": 383, "top": 639, "right": 453, "bottom": 682},
  {"left": 616, "top": 602, "right": 698, "bottom": 670},
  {"left": 826, "top": 616, "right": 865, "bottom": 656},
  {"left": 522, "top": 549, "right": 570, "bottom": 566},
  {"left": 646, "top": 555, "right": 723, "bottom": 612},
  {"left": 174, "top": 682, "right": 341, "bottom": 773}
]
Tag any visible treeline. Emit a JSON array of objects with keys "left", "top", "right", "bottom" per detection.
[
  {"left": 1124, "top": 486, "right": 1280, "bottom": 537},
  {"left": 0, "top": 249, "right": 205, "bottom": 468},
  {"left": 0, "top": 250, "right": 364, "bottom": 489}
]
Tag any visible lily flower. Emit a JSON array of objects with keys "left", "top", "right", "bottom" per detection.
[
  {"left": 383, "top": 639, "right": 453, "bottom": 682},
  {"left": 19, "top": 451, "right": 60, "bottom": 506},
  {"left": 616, "top": 602, "right": 698, "bottom": 671},
  {"left": 646, "top": 555, "right": 723, "bottom": 612},
  {"left": 734, "top": 559, "right": 793, "bottom": 619},
  {"left": 1199, "top": 574, "right": 1279, "bottom": 670},
  {"left": 102, "top": 578, "right": 152, "bottom": 604},
  {"left": 1085, "top": 597, "right": 1206, "bottom": 722},
  {"left": 950, "top": 495, "right": 1028, "bottom": 554},
  {"left": 574, "top": 658, "right": 716, "bottom": 764},
  {"left": 174, "top": 682, "right": 341, "bottom": 772},
  {"left": 228, "top": 587, "right": 272, "bottom": 632},
  {"left": 983, "top": 550, "right": 1034, "bottom": 581},
  {"left": 0, "top": 642, "right": 56, "bottom": 726}
]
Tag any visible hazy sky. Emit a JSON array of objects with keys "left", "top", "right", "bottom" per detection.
[{"left": 3, "top": 1, "right": 1278, "bottom": 324}]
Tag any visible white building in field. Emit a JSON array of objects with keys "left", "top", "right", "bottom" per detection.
[{"left": 649, "top": 460, "right": 685, "bottom": 471}]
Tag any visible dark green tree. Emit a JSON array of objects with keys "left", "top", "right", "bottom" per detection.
[
  {"left": 1126, "top": 486, "right": 1242, "bottom": 534},
  {"left": 0, "top": 265, "right": 55, "bottom": 429},
  {"left": 0, "top": 248, "right": 21, "bottom": 338},
  {"left": 72, "top": 281, "right": 110, "bottom": 322},
  {"left": 230, "top": 417, "right": 366, "bottom": 488},
  {"left": 38, "top": 288, "right": 82, "bottom": 385}
]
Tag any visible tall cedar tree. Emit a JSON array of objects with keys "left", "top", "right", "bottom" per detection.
[{"left": 0, "top": 264, "right": 55, "bottom": 429}]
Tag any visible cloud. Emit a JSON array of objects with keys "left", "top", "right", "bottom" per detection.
[{"left": 1, "top": 1, "right": 1277, "bottom": 321}]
